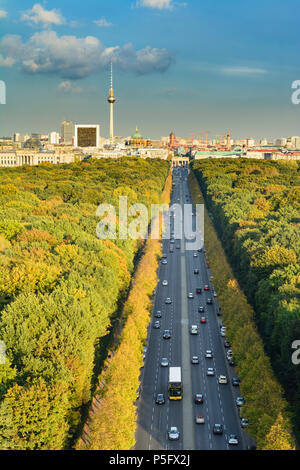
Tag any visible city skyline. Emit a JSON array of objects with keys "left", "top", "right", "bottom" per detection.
[{"left": 0, "top": 0, "right": 300, "bottom": 139}]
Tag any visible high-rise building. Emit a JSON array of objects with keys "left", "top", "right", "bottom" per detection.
[
  {"left": 107, "top": 62, "right": 116, "bottom": 144},
  {"left": 61, "top": 121, "right": 74, "bottom": 145},
  {"left": 49, "top": 132, "right": 60, "bottom": 145}
]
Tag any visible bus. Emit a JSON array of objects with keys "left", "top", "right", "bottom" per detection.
[{"left": 168, "top": 367, "right": 182, "bottom": 400}]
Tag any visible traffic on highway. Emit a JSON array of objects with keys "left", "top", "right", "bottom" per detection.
[{"left": 136, "top": 166, "right": 247, "bottom": 451}]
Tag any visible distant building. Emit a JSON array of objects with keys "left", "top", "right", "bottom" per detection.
[
  {"left": 0, "top": 148, "right": 83, "bottom": 167},
  {"left": 74, "top": 124, "right": 100, "bottom": 148},
  {"left": 61, "top": 121, "right": 74, "bottom": 145},
  {"left": 125, "top": 127, "right": 152, "bottom": 148},
  {"left": 49, "top": 131, "right": 60, "bottom": 145}
]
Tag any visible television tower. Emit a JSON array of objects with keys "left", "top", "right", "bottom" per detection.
[{"left": 107, "top": 61, "right": 116, "bottom": 144}]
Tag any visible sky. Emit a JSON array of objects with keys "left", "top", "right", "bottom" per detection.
[{"left": 0, "top": 0, "right": 300, "bottom": 140}]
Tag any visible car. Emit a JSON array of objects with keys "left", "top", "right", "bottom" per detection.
[
  {"left": 200, "top": 317, "right": 206, "bottom": 324},
  {"left": 220, "top": 324, "right": 226, "bottom": 330},
  {"left": 156, "top": 393, "right": 165, "bottom": 405},
  {"left": 228, "top": 358, "right": 235, "bottom": 367},
  {"left": 213, "top": 292, "right": 217, "bottom": 297},
  {"left": 162, "top": 280, "right": 168, "bottom": 286},
  {"left": 220, "top": 330, "right": 226, "bottom": 337},
  {"left": 176, "top": 244, "right": 180, "bottom": 249},
  {"left": 198, "top": 306, "right": 205, "bottom": 313},
  {"left": 204, "top": 285, "right": 210, "bottom": 291},
  {"left": 193, "top": 253, "right": 198, "bottom": 258},
  {"left": 196, "top": 288, "right": 202, "bottom": 295},
  {"left": 195, "top": 414, "right": 205, "bottom": 424},
  {"left": 162, "top": 259, "right": 167, "bottom": 265},
  {"left": 153, "top": 321, "right": 160, "bottom": 329},
  {"left": 207, "top": 368, "right": 215, "bottom": 376},
  {"left": 188, "top": 293, "right": 194, "bottom": 299},
  {"left": 228, "top": 434, "right": 239, "bottom": 445},
  {"left": 170, "top": 239, "right": 175, "bottom": 244},
  {"left": 241, "top": 418, "right": 249, "bottom": 428},
  {"left": 168, "top": 427, "right": 180, "bottom": 441},
  {"left": 190, "top": 325, "right": 198, "bottom": 335},
  {"left": 213, "top": 424, "right": 223, "bottom": 435},
  {"left": 206, "top": 298, "right": 213, "bottom": 305},
  {"left": 163, "top": 330, "right": 171, "bottom": 339},
  {"left": 217, "top": 310, "right": 222, "bottom": 316},
  {"left": 155, "top": 311, "right": 162, "bottom": 318},
  {"left": 197, "top": 248, "right": 203, "bottom": 252},
  {"left": 224, "top": 341, "right": 231, "bottom": 348},
  {"left": 191, "top": 356, "right": 199, "bottom": 364},
  {"left": 232, "top": 377, "right": 241, "bottom": 387},
  {"left": 236, "top": 397, "right": 245, "bottom": 407},
  {"left": 161, "top": 358, "right": 169, "bottom": 367},
  {"left": 194, "top": 269, "right": 199, "bottom": 275},
  {"left": 142, "top": 347, "right": 147, "bottom": 360},
  {"left": 205, "top": 350, "right": 213, "bottom": 358},
  {"left": 165, "top": 298, "right": 172, "bottom": 304},
  {"left": 227, "top": 350, "right": 233, "bottom": 358},
  {"left": 194, "top": 394, "right": 204, "bottom": 404},
  {"left": 218, "top": 375, "right": 228, "bottom": 384}
]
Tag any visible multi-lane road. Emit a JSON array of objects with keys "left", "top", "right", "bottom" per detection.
[{"left": 135, "top": 166, "right": 247, "bottom": 451}]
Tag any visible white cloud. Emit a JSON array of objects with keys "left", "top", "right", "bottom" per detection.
[
  {"left": 21, "top": 3, "right": 65, "bottom": 26},
  {"left": 0, "top": 10, "right": 7, "bottom": 19},
  {"left": 0, "top": 31, "right": 174, "bottom": 78},
  {"left": 0, "top": 54, "right": 15, "bottom": 67},
  {"left": 94, "top": 18, "right": 113, "bottom": 28},
  {"left": 221, "top": 66, "right": 267, "bottom": 76},
  {"left": 137, "top": 0, "right": 173, "bottom": 9},
  {"left": 58, "top": 81, "right": 83, "bottom": 94}
]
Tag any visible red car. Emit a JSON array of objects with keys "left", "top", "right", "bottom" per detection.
[
  {"left": 204, "top": 285, "right": 210, "bottom": 291},
  {"left": 200, "top": 317, "right": 207, "bottom": 324}
]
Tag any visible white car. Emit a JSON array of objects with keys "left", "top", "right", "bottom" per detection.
[
  {"left": 162, "top": 280, "right": 168, "bottom": 286},
  {"left": 220, "top": 330, "right": 226, "bottom": 337},
  {"left": 213, "top": 292, "right": 217, "bottom": 297},
  {"left": 193, "top": 253, "right": 198, "bottom": 258},
  {"left": 218, "top": 375, "right": 228, "bottom": 384},
  {"left": 228, "top": 434, "right": 239, "bottom": 445},
  {"left": 188, "top": 293, "right": 194, "bottom": 299},
  {"left": 168, "top": 426, "right": 180, "bottom": 440},
  {"left": 207, "top": 368, "right": 215, "bottom": 376},
  {"left": 195, "top": 414, "right": 205, "bottom": 424},
  {"left": 190, "top": 325, "right": 198, "bottom": 335},
  {"left": 205, "top": 350, "right": 213, "bottom": 359},
  {"left": 191, "top": 356, "right": 199, "bottom": 364},
  {"left": 161, "top": 358, "right": 169, "bottom": 367}
]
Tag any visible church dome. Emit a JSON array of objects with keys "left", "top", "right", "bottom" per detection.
[{"left": 131, "top": 127, "right": 143, "bottom": 139}]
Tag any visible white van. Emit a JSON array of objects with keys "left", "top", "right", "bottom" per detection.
[{"left": 190, "top": 325, "right": 198, "bottom": 335}]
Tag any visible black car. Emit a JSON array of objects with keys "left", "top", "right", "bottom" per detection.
[
  {"left": 198, "top": 306, "right": 205, "bottom": 313},
  {"left": 196, "top": 288, "right": 202, "bottom": 294},
  {"left": 156, "top": 393, "right": 165, "bottom": 405},
  {"left": 194, "top": 394, "right": 204, "bottom": 404},
  {"left": 155, "top": 311, "right": 162, "bottom": 318},
  {"left": 194, "top": 269, "right": 199, "bottom": 275},
  {"left": 206, "top": 298, "right": 213, "bottom": 305},
  {"left": 213, "top": 424, "right": 224, "bottom": 435},
  {"left": 224, "top": 340, "right": 230, "bottom": 348},
  {"left": 232, "top": 377, "right": 241, "bottom": 386},
  {"left": 163, "top": 330, "right": 171, "bottom": 339},
  {"left": 228, "top": 358, "right": 235, "bottom": 367}
]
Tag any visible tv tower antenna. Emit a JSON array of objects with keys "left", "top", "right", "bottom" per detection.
[{"left": 107, "top": 61, "right": 116, "bottom": 144}]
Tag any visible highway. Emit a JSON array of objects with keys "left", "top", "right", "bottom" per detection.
[{"left": 135, "top": 166, "right": 246, "bottom": 451}]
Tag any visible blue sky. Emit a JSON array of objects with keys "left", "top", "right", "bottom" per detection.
[{"left": 0, "top": 0, "right": 300, "bottom": 140}]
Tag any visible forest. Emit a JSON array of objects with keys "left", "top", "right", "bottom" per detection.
[
  {"left": 0, "top": 157, "right": 170, "bottom": 449},
  {"left": 192, "top": 158, "right": 300, "bottom": 441}
]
